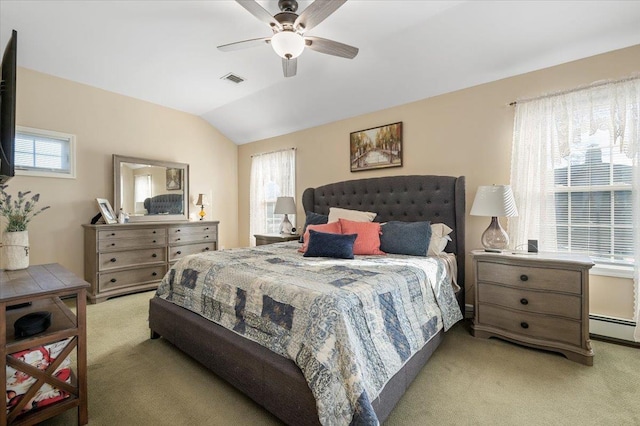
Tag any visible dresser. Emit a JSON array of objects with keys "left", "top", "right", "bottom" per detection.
[
  {"left": 83, "top": 221, "right": 218, "bottom": 303},
  {"left": 254, "top": 233, "right": 300, "bottom": 246},
  {"left": 471, "top": 250, "right": 594, "bottom": 365}
]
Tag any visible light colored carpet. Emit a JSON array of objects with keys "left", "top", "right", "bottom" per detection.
[{"left": 41, "top": 291, "right": 639, "bottom": 426}]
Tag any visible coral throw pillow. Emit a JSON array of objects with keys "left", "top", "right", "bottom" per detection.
[
  {"left": 299, "top": 221, "right": 342, "bottom": 253},
  {"left": 338, "top": 218, "right": 385, "bottom": 255}
]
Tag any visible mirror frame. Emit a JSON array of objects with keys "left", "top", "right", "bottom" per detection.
[{"left": 113, "top": 154, "right": 190, "bottom": 222}]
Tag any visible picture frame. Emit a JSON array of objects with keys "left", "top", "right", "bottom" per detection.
[
  {"left": 96, "top": 198, "right": 118, "bottom": 224},
  {"left": 350, "top": 121, "right": 403, "bottom": 172},
  {"left": 166, "top": 168, "right": 182, "bottom": 190}
]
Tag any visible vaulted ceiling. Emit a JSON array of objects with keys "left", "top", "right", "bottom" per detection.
[{"left": 2, "top": 1, "right": 640, "bottom": 144}]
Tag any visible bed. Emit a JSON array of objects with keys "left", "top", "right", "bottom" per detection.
[{"left": 149, "top": 174, "right": 466, "bottom": 425}]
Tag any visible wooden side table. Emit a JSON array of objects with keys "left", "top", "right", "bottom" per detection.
[
  {"left": 471, "top": 250, "right": 594, "bottom": 365},
  {"left": 1, "top": 264, "right": 89, "bottom": 425},
  {"left": 254, "top": 233, "right": 300, "bottom": 246}
]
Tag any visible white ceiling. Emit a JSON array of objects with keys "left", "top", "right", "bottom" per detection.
[{"left": 2, "top": 1, "right": 640, "bottom": 145}]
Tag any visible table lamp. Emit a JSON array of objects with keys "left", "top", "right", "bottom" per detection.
[
  {"left": 196, "top": 193, "right": 209, "bottom": 221},
  {"left": 274, "top": 196, "right": 296, "bottom": 234},
  {"left": 470, "top": 185, "right": 518, "bottom": 251}
]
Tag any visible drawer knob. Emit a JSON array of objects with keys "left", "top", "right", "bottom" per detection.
[
  {"left": 520, "top": 322, "right": 529, "bottom": 329},
  {"left": 111, "top": 232, "right": 116, "bottom": 236},
  {"left": 205, "top": 227, "right": 209, "bottom": 230},
  {"left": 177, "top": 250, "right": 182, "bottom": 255},
  {"left": 204, "top": 247, "right": 210, "bottom": 251},
  {"left": 111, "top": 243, "right": 115, "bottom": 246},
  {"left": 152, "top": 253, "right": 157, "bottom": 258},
  {"left": 153, "top": 231, "right": 156, "bottom": 234},
  {"left": 176, "top": 229, "right": 181, "bottom": 233},
  {"left": 110, "top": 258, "right": 117, "bottom": 263},
  {"left": 176, "top": 238, "right": 181, "bottom": 241},
  {"left": 110, "top": 278, "right": 117, "bottom": 283},
  {"left": 520, "top": 298, "right": 529, "bottom": 305},
  {"left": 153, "top": 240, "right": 157, "bottom": 243},
  {"left": 204, "top": 235, "right": 209, "bottom": 238},
  {"left": 152, "top": 272, "right": 158, "bottom": 277},
  {"left": 520, "top": 274, "right": 529, "bottom": 282}
]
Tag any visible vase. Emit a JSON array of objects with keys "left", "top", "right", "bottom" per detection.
[{"left": 2, "top": 230, "right": 29, "bottom": 270}]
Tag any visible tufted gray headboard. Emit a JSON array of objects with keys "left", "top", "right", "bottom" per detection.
[{"left": 302, "top": 175, "right": 465, "bottom": 307}]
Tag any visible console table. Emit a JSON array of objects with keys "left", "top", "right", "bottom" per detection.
[{"left": 1, "top": 264, "right": 89, "bottom": 425}]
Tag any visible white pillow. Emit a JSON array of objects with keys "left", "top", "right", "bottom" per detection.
[
  {"left": 327, "top": 207, "right": 376, "bottom": 223},
  {"left": 428, "top": 223, "right": 453, "bottom": 256}
]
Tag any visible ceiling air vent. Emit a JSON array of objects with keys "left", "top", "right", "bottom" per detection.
[{"left": 221, "top": 73, "right": 245, "bottom": 84}]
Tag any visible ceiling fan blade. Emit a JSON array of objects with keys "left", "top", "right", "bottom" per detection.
[
  {"left": 217, "top": 37, "right": 271, "bottom": 52},
  {"left": 304, "top": 36, "right": 358, "bottom": 59},
  {"left": 236, "top": 0, "right": 282, "bottom": 31},
  {"left": 294, "top": 0, "right": 347, "bottom": 33},
  {"left": 282, "top": 57, "right": 297, "bottom": 77}
]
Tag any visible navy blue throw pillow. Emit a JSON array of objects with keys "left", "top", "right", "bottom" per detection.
[
  {"left": 299, "top": 211, "right": 329, "bottom": 243},
  {"left": 380, "top": 221, "right": 432, "bottom": 256},
  {"left": 303, "top": 230, "right": 357, "bottom": 259}
]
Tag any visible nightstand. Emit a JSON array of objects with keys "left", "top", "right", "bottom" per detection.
[
  {"left": 254, "top": 233, "right": 300, "bottom": 246},
  {"left": 471, "top": 250, "right": 594, "bottom": 365}
]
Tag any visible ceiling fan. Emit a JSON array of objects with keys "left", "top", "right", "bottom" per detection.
[{"left": 218, "top": 0, "right": 359, "bottom": 77}]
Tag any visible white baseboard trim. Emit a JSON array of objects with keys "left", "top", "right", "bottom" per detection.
[{"left": 589, "top": 315, "right": 636, "bottom": 342}]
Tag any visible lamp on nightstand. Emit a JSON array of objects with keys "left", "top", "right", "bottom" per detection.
[
  {"left": 196, "top": 193, "right": 209, "bottom": 221},
  {"left": 274, "top": 196, "right": 296, "bottom": 234},
  {"left": 470, "top": 185, "right": 518, "bottom": 251}
]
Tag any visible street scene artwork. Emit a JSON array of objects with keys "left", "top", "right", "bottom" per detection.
[{"left": 350, "top": 122, "right": 403, "bottom": 172}]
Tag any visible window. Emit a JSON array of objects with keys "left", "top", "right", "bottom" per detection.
[
  {"left": 249, "top": 149, "right": 296, "bottom": 244},
  {"left": 510, "top": 78, "right": 639, "bottom": 271},
  {"left": 551, "top": 129, "right": 633, "bottom": 266},
  {"left": 15, "top": 126, "right": 76, "bottom": 179}
]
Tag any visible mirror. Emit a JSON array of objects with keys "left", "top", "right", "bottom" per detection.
[{"left": 113, "top": 154, "right": 189, "bottom": 222}]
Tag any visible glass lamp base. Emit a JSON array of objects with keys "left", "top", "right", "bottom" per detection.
[
  {"left": 481, "top": 216, "right": 509, "bottom": 250},
  {"left": 199, "top": 206, "right": 206, "bottom": 221},
  {"left": 279, "top": 214, "right": 293, "bottom": 234}
]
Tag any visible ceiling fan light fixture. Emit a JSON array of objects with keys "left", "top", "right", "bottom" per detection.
[{"left": 271, "top": 31, "right": 305, "bottom": 59}]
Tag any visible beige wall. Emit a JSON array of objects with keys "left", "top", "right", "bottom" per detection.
[
  {"left": 9, "top": 67, "right": 239, "bottom": 279},
  {"left": 238, "top": 44, "right": 640, "bottom": 320}
]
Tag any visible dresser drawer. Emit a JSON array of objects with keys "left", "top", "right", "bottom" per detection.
[
  {"left": 478, "top": 283, "right": 581, "bottom": 320},
  {"left": 168, "top": 224, "right": 217, "bottom": 236},
  {"left": 478, "top": 304, "right": 581, "bottom": 346},
  {"left": 98, "top": 236, "right": 167, "bottom": 251},
  {"left": 169, "top": 242, "right": 215, "bottom": 262},
  {"left": 98, "top": 228, "right": 165, "bottom": 240},
  {"left": 99, "top": 265, "right": 167, "bottom": 291},
  {"left": 477, "top": 261, "right": 582, "bottom": 294},
  {"left": 168, "top": 232, "right": 216, "bottom": 245},
  {"left": 98, "top": 248, "right": 166, "bottom": 270}
]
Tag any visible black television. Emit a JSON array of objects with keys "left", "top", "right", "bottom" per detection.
[{"left": 0, "top": 30, "right": 17, "bottom": 184}]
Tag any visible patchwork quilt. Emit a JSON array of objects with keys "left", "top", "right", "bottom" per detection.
[{"left": 155, "top": 241, "right": 462, "bottom": 425}]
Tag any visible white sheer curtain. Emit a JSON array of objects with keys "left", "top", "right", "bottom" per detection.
[
  {"left": 510, "top": 78, "right": 640, "bottom": 341},
  {"left": 249, "top": 149, "right": 296, "bottom": 246}
]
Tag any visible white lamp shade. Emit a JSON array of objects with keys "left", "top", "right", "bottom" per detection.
[
  {"left": 196, "top": 193, "right": 209, "bottom": 206},
  {"left": 470, "top": 185, "right": 518, "bottom": 217},
  {"left": 271, "top": 31, "right": 305, "bottom": 59},
  {"left": 274, "top": 196, "right": 296, "bottom": 214}
]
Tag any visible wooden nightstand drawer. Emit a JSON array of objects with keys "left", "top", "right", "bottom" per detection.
[
  {"left": 478, "top": 283, "right": 582, "bottom": 320},
  {"left": 169, "top": 242, "right": 215, "bottom": 262},
  {"left": 477, "top": 261, "right": 582, "bottom": 294},
  {"left": 478, "top": 304, "right": 581, "bottom": 346},
  {"left": 99, "top": 265, "right": 167, "bottom": 291}
]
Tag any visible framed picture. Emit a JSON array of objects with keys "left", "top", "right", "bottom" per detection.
[
  {"left": 350, "top": 122, "right": 403, "bottom": 172},
  {"left": 96, "top": 198, "right": 118, "bottom": 224},
  {"left": 166, "top": 168, "right": 182, "bottom": 190}
]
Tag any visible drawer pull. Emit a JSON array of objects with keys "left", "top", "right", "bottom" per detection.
[
  {"left": 520, "top": 298, "right": 529, "bottom": 305},
  {"left": 205, "top": 227, "right": 209, "bottom": 230},
  {"left": 176, "top": 229, "right": 181, "bottom": 233},
  {"left": 520, "top": 322, "right": 529, "bottom": 329},
  {"left": 110, "top": 258, "right": 117, "bottom": 263},
  {"left": 110, "top": 278, "right": 117, "bottom": 283},
  {"left": 153, "top": 240, "right": 157, "bottom": 243},
  {"left": 204, "top": 247, "right": 210, "bottom": 251},
  {"left": 520, "top": 274, "right": 529, "bottom": 282},
  {"left": 204, "top": 235, "right": 209, "bottom": 238},
  {"left": 152, "top": 253, "right": 157, "bottom": 258},
  {"left": 177, "top": 250, "right": 182, "bottom": 255},
  {"left": 111, "top": 243, "right": 116, "bottom": 246},
  {"left": 176, "top": 238, "right": 181, "bottom": 241},
  {"left": 111, "top": 232, "right": 116, "bottom": 236},
  {"left": 152, "top": 272, "right": 158, "bottom": 277},
  {"left": 153, "top": 231, "right": 156, "bottom": 234}
]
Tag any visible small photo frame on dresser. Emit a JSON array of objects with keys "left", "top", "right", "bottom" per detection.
[{"left": 96, "top": 198, "right": 118, "bottom": 224}]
